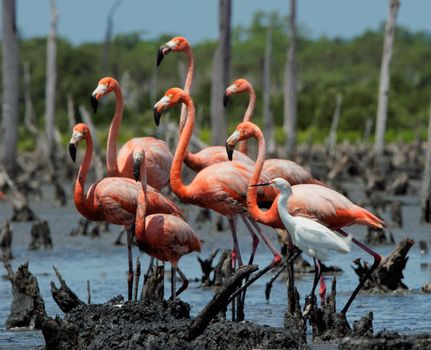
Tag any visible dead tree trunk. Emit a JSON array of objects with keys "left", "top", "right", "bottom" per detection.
[
  {"left": 45, "top": 0, "right": 58, "bottom": 164},
  {"left": 23, "top": 62, "right": 38, "bottom": 136},
  {"left": 263, "top": 17, "right": 276, "bottom": 155},
  {"left": 67, "top": 94, "right": 77, "bottom": 131},
  {"left": 210, "top": 0, "right": 231, "bottom": 146},
  {"left": 326, "top": 94, "right": 343, "bottom": 158},
  {"left": 102, "top": 0, "right": 124, "bottom": 74},
  {"left": 421, "top": 97, "right": 431, "bottom": 222},
  {"left": 283, "top": 0, "right": 298, "bottom": 157},
  {"left": 1, "top": 0, "right": 19, "bottom": 175},
  {"left": 374, "top": 0, "right": 400, "bottom": 168}
]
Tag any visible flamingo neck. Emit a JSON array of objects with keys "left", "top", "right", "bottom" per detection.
[
  {"left": 106, "top": 84, "right": 123, "bottom": 176},
  {"left": 239, "top": 85, "right": 255, "bottom": 155},
  {"left": 171, "top": 95, "right": 194, "bottom": 199},
  {"left": 179, "top": 47, "right": 194, "bottom": 133},
  {"left": 135, "top": 160, "right": 148, "bottom": 245},
  {"left": 74, "top": 133, "right": 93, "bottom": 216},
  {"left": 247, "top": 127, "right": 279, "bottom": 225}
]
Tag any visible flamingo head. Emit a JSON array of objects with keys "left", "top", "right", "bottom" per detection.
[
  {"left": 69, "top": 123, "right": 89, "bottom": 162},
  {"left": 90, "top": 77, "right": 119, "bottom": 113},
  {"left": 157, "top": 36, "right": 190, "bottom": 66},
  {"left": 132, "top": 150, "right": 145, "bottom": 182},
  {"left": 153, "top": 87, "right": 186, "bottom": 126},
  {"left": 225, "top": 121, "right": 257, "bottom": 160},
  {"left": 223, "top": 78, "right": 251, "bottom": 107}
]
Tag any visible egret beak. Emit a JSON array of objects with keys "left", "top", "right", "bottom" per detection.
[
  {"left": 223, "top": 93, "right": 230, "bottom": 107},
  {"left": 133, "top": 158, "right": 141, "bottom": 182},
  {"left": 250, "top": 183, "right": 271, "bottom": 187},
  {"left": 69, "top": 143, "right": 77, "bottom": 162},
  {"left": 153, "top": 107, "right": 161, "bottom": 127},
  {"left": 90, "top": 95, "right": 98, "bottom": 113},
  {"left": 226, "top": 143, "right": 234, "bottom": 161}
]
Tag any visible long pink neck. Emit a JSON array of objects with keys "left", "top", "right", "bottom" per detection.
[
  {"left": 171, "top": 95, "right": 195, "bottom": 199},
  {"left": 238, "top": 84, "right": 256, "bottom": 155},
  {"left": 247, "top": 127, "right": 279, "bottom": 226},
  {"left": 179, "top": 47, "right": 194, "bottom": 132},
  {"left": 74, "top": 132, "right": 93, "bottom": 216},
  {"left": 135, "top": 158, "right": 148, "bottom": 244},
  {"left": 106, "top": 84, "right": 123, "bottom": 176}
]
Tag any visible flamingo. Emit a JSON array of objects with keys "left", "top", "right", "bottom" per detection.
[
  {"left": 134, "top": 148, "right": 201, "bottom": 299},
  {"left": 90, "top": 77, "right": 172, "bottom": 191},
  {"left": 226, "top": 121, "right": 384, "bottom": 315},
  {"left": 224, "top": 78, "right": 324, "bottom": 186},
  {"left": 156, "top": 37, "right": 254, "bottom": 172},
  {"left": 69, "top": 123, "right": 183, "bottom": 301},
  {"left": 153, "top": 88, "right": 281, "bottom": 273}
]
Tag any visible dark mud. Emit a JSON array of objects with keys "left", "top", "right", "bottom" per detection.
[
  {"left": 339, "top": 330, "right": 431, "bottom": 350},
  {"left": 41, "top": 298, "right": 301, "bottom": 350}
]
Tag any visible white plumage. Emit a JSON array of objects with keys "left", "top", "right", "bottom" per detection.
[{"left": 270, "top": 178, "right": 352, "bottom": 262}]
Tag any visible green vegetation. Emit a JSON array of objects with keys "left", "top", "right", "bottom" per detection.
[{"left": 6, "top": 12, "right": 431, "bottom": 148}]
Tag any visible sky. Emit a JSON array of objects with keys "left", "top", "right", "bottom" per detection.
[{"left": 12, "top": 0, "right": 431, "bottom": 45}]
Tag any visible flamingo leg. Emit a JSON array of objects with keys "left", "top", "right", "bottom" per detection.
[
  {"left": 126, "top": 226, "right": 134, "bottom": 301},
  {"left": 248, "top": 218, "right": 282, "bottom": 263},
  {"left": 337, "top": 228, "right": 382, "bottom": 315},
  {"left": 228, "top": 217, "right": 243, "bottom": 268},
  {"left": 174, "top": 266, "right": 189, "bottom": 298},
  {"left": 171, "top": 264, "right": 177, "bottom": 300},
  {"left": 240, "top": 214, "right": 260, "bottom": 265},
  {"left": 265, "top": 250, "right": 301, "bottom": 301}
]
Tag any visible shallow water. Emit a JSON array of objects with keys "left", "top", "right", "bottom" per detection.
[{"left": 0, "top": 183, "right": 430, "bottom": 349}]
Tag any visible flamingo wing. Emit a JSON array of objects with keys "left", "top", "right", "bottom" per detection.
[
  {"left": 263, "top": 159, "right": 324, "bottom": 186},
  {"left": 94, "top": 178, "right": 139, "bottom": 226}
]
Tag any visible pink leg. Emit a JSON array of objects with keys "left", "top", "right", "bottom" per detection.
[
  {"left": 337, "top": 228, "right": 382, "bottom": 315},
  {"left": 228, "top": 217, "right": 243, "bottom": 269},
  {"left": 319, "top": 275, "right": 326, "bottom": 305},
  {"left": 126, "top": 227, "right": 134, "bottom": 301},
  {"left": 240, "top": 214, "right": 260, "bottom": 265},
  {"left": 248, "top": 217, "right": 281, "bottom": 264}
]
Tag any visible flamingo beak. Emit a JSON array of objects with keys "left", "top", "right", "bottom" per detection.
[
  {"left": 157, "top": 42, "right": 174, "bottom": 66},
  {"left": 225, "top": 143, "right": 234, "bottom": 161},
  {"left": 90, "top": 95, "right": 98, "bottom": 113},
  {"left": 223, "top": 93, "right": 230, "bottom": 107},
  {"left": 153, "top": 107, "right": 161, "bottom": 126},
  {"left": 69, "top": 143, "right": 77, "bottom": 162},
  {"left": 133, "top": 158, "right": 141, "bottom": 182}
]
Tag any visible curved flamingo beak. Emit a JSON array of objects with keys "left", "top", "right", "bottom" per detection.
[
  {"left": 223, "top": 85, "right": 237, "bottom": 107},
  {"left": 225, "top": 143, "right": 234, "bottom": 161},
  {"left": 153, "top": 95, "right": 171, "bottom": 126},
  {"left": 91, "top": 84, "right": 108, "bottom": 113},
  {"left": 157, "top": 41, "right": 176, "bottom": 66},
  {"left": 153, "top": 107, "right": 161, "bottom": 127},
  {"left": 90, "top": 96, "right": 98, "bottom": 113},
  {"left": 226, "top": 130, "right": 240, "bottom": 161},
  {"left": 69, "top": 144, "right": 77, "bottom": 162}
]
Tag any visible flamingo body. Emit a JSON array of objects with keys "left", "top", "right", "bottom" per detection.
[
  {"left": 263, "top": 159, "right": 325, "bottom": 186},
  {"left": 136, "top": 213, "right": 201, "bottom": 264},
  {"left": 117, "top": 137, "right": 172, "bottom": 191}
]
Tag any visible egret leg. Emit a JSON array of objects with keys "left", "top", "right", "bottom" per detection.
[
  {"left": 337, "top": 228, "right": 382, "bottom": 315},
  {"left": 126, "top": 226, "right": 134, "bottom": 301},
  {"left": 175, "top": 266, "right": 189, "bottom": 298}
]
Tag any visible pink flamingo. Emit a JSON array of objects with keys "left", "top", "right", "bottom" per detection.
[
  {"left": 134, "top": 148, "right": 201, "bottom": 299},
  {"left": 69, "top": 123, "right": 183, "bottom": 301},
  {"left": 156, "top": 37, "right": 254, "bottom": 172},
  {"left": 224, "top": 78, "right": 324, "bottom": 186},
  {"left": 226, "top": 121, "right": 385, "bottom": 315},
  {"left": 90, "top": 77, "right": 172, "bottom": 191},
  {"left": 153, "top": 88, "right": 281, "bottom": 273}
]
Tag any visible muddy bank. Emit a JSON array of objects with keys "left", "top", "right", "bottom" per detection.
[
  {"left": 339, "top": 330, "right": 431, "bottom": 350},
  {"left": 41, "top": 298, "right": 301, "bottom": 350}
]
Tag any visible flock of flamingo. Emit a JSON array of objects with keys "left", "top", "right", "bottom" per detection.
[{"left": 69, "top": 36, "right": 386, "bottom": 316}]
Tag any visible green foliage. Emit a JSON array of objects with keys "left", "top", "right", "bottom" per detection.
[{"left": 6, "top": 13, "right": 431, "bottom": 151}]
